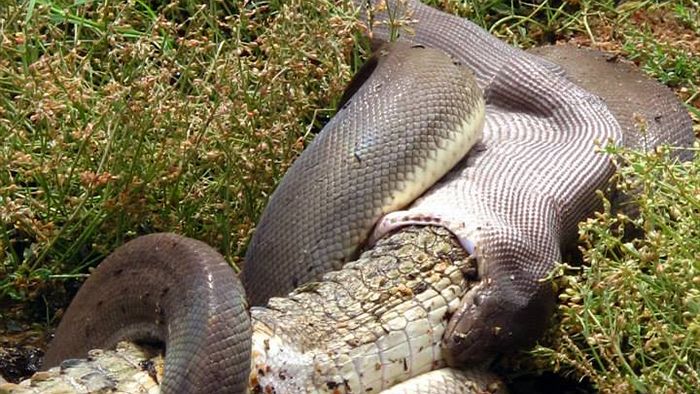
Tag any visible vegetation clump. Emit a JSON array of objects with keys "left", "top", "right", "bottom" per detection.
[
  {"left": 0, "top": 0, "right": 362, "bottom": 309},
  {"left": 531, "top": 146, "right": 700, "bottom": 393}
]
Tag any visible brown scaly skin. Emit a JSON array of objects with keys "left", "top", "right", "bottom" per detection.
[
  {"left": 42, "top": 234, "right": 251, "bottom": 394},
  {"left": 242, "top": 41, "right": 485, "bottom": 306}
]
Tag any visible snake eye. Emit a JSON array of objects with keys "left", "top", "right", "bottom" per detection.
[
  {"left": 461, "top": 256, "right": 478, "bottom": 280},
  {"left": 473, "top": 292, "right": 485, "bottom": 306}
]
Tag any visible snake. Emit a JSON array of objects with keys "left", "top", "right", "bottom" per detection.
[{"left": 36, "top": 0, "right": 694, "bottom": 393}]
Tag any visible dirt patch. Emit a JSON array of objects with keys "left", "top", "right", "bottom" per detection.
[
  {"left": 0, "top": 347, "right": 43, "bottom": 383},
  {"left": 563, "top": 6, "right": 700, "bottom": 111},
  {"left": 0, "top": 317, "right": 48, "bottom": 383}
]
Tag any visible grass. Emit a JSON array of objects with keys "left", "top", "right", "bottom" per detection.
[
  {"left": 0, "top": 0, "right": 363, "bottom": 312},
  {"left": 526, "top": 145, "right": 700, "bottom": 393},
  {"left": 0, "top": 0, "right": 699, "bottom": 391}
]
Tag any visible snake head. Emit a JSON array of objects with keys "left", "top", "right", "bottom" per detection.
[{"left": 442, "top": 276, "right": 555, "bottom": 366}]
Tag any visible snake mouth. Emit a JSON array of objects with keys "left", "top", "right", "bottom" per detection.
[
  {"left": 443, "top": 268, "right": 559, "bottom": 367},
  {"left": 442, "top": 281, "right": 496, "bottom": 366}
]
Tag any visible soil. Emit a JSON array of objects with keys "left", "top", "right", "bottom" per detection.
[{"left": 0, "top": 313, "right": 49, "bottom": 383}]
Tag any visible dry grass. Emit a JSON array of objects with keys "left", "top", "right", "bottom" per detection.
[{"left": 1, "top": 0, "right": 363, "bottom": 311}]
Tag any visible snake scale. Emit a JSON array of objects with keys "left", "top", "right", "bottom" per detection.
[{"left": 25, "top": 0, "right": 693, "bottom": 393}]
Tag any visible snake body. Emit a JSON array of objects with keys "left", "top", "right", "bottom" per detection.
[
  {"left": 241, "top": 41, "right": 485, "bottom": 306},
  {"left": 39, "top": 0, "right": 694, "bottom": 393},
  {"left": 42, "top": 234, "right": 251, "bottom": 393},
  {"left": 355, "top": 0, "right": 692, "bottom": 365}
]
